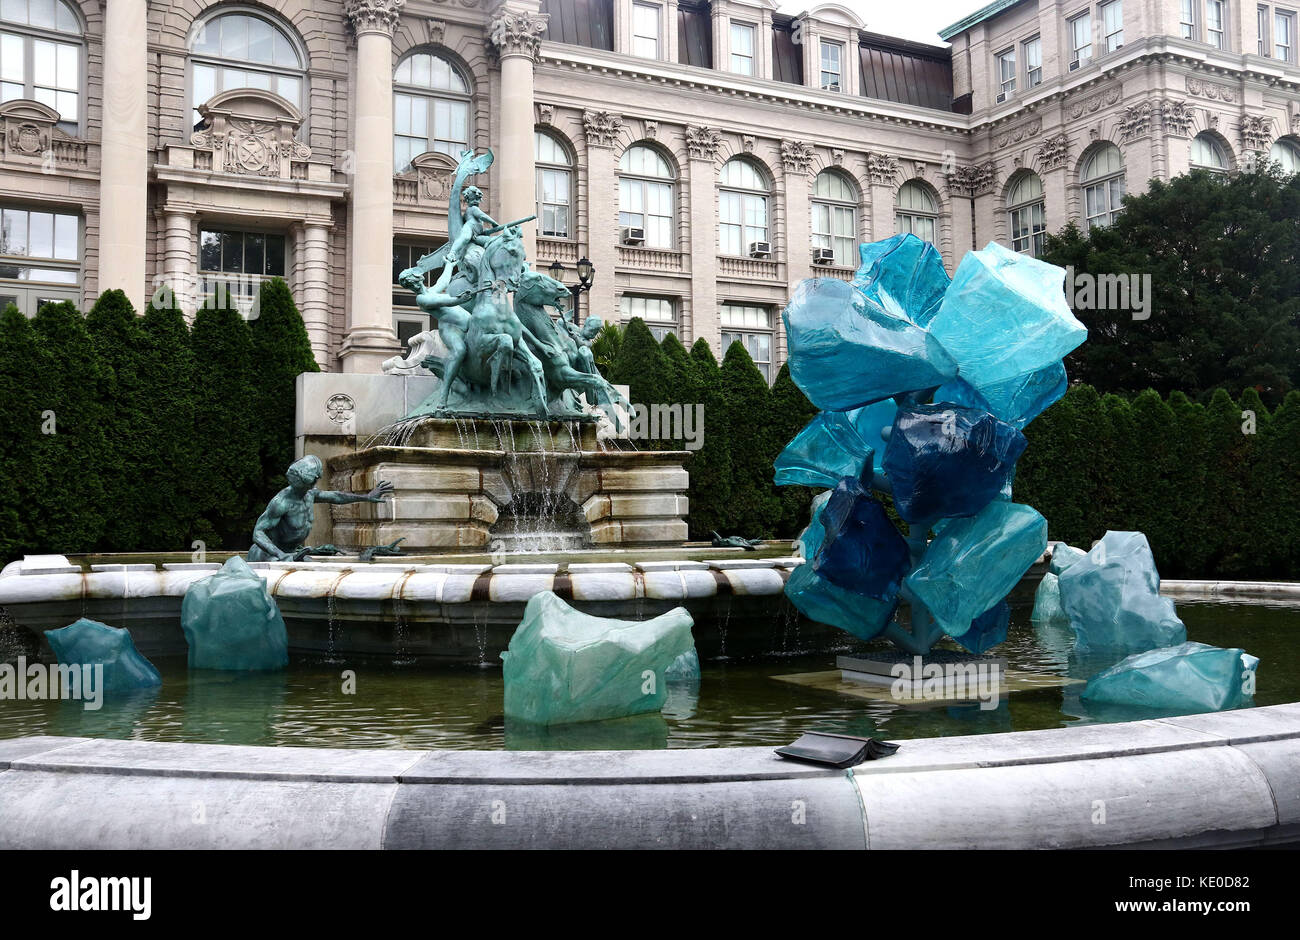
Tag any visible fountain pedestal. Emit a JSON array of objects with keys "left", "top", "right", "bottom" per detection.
[{"left": 327, "top": 418, "right": 690, "bottom": 552}]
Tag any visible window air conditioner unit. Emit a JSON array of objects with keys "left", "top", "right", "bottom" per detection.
[
  {"left": 1069, "top": 59, "right": 1081, "bottom": 71},
  {"left": 620, "top": 226, "right": 645, "bottom": 245},
  {"left": 996, "top": 92, "right": 1007, "bottom": 103},
  {"left": 812, "top": 247, "right": 836, "bottom": 264},
  {"left": 748, "top": 241, "right": 772, "bottom": 258}
]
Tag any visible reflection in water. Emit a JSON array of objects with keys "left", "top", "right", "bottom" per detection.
[{"left": 0, "top": 600, "right": 1294, "bottom": 750}]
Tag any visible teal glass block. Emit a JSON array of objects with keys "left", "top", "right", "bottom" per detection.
[
  {"left": 1082, "top": 642, "right": 1259, "bottom": 712},
  {"left": 44, "top": 618, "right": 161, "bottom": 694},
  {"left": 181, "top": 556, "right": 289, "bottom": 671},
  {"left": 852, "top": 232, "right": 950, "bottom": 327},
  {"left": 1058, "top": 531, "right": 1186, "bottom": 652}
]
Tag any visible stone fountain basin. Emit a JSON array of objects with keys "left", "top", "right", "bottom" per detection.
[
  {"left": 2, "top": 702, "right": 1298, "bottom": 848},
  {"left": 0, "top": 553, "right": 844, "bottom": 663}
]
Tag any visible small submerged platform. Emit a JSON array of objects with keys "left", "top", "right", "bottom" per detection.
[{"left": 773, "top": 650, "right": 1081, "bottom": 708}]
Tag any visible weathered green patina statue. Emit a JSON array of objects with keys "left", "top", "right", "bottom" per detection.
[
  {"left": 711, "top": 532, "right": 764, "bottom": 551},
  {"left": 383, "top": 147, "right": 629, "bottom": 424},
  {"left": 248, "top": 456, "right": 394, "bottom": 562}
]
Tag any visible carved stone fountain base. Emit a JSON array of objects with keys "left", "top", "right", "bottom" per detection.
[{"left": 326, "top": 418, "right": 690, "bottom": 552}]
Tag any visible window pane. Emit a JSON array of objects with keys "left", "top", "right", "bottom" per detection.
[
  {"left": 247, "top": 16, "right": 274, "bottom": 64},
  {"left": 33, "top": 39, "right": 54, "bottom": 85},
  {"left": 277, "top": 75, "right": 301, "bottom": 107},
  {"left": 193, "top": 63, "right": 216, "bottom": 109},
  {"left": 0, "top": 33, "right": 23, "bottom": 83},
  {"left": 220, "top": 231, "right": 243, "bottom": 273},
  {"left": 29, "top": 0, "right": 54, "bottom": 30},
  {"left": 56, "top": 0, "right": 78, "bottom": 34},
  {"left": 266, "top": 234, "right": 285, "bottom": 276},
  {"left": 53, "top": 212, "right": 75, "bottom": 259},
  {"left": 199, "top": 231, "right": 221, "bottom": 270},
  {"left": 27, "top": 211, "right": 52, "bottom": 257},
  {"left": 2, "top": 208, "right": 28, "bottom": 255},
  {"left": 245, "top": 232, "right": 265, "bottom": 275},
  {"left": 220, "top": 14, "right": 250, "bottom": 60}
]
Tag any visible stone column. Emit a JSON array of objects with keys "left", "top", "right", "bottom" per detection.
[
  {"left": 781, "top": 139, "right": 813, "bottom": 291},
  {"left": 488, "top": 3, "right": 547, "bottom": 263},
  {"left": 160, "top": 207, "right": 195, "bottom": 317},
  {"left": 582, "top": 111, "right": 622, "bottom": 327},
  {"left": 685, "top": 126, "right": 721, "bottom": 351},
  {"left": 340, "top": 0, "right": 404, "bottom": 374},
  {"left": 99, "top": 0, "right": 148, "bottom": 309},
  {"left": 297, "top": 220, "right": 333, "bottom": 367}
]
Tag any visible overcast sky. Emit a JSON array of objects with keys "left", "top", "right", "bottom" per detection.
[{"left": 774, "top": 0, "right": 985, "bottom": 45}]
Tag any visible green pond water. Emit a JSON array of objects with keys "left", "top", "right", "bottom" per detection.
[{"left": 1, "top": 599, "right": 1295, "bottom": 750}]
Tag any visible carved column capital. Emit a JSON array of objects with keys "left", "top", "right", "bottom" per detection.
[
  {"left": 488, "top": 9, "right": 548, "bottom": 62},
  {"left": 343, "top": 0, "right": 405, "bottom": 37},
  {"left": 582, "top": 110, "right": 623, "bottom": 149},
  {"left": 780, "top": 139, "right": 815, "bottom": 175}
]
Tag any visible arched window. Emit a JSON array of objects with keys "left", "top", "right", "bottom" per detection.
[
  {"left": 535, "top": 130, "right": 572, "bottom": 238},
  {"left": 393, "top": 50, "right": 471, "bottom": 172},
  {"left": 1190, "top": 132, "right": 1230, "bottom": 174},
  {"left": 718, "top": 158, "right": 769, "bottom": 256},
  {"left": 812, "top": 170, "right": 857, "bottom": 266},
  {"left": 1270, "top": 137, "right": 1300, "bottom": 175},
  {"left": 895, "top": 181, "right": 937, "bottom": 243},
  {"left": 190, "top": 11, "right": 305, "bottom": 130},
  {"left": 619, "top": 144, "right": 675, "bottom": 249},
  {"left": 0, "top": 0, "right": 83, "bottom": 134},
  {"left": 1006, "top": 172, "right": 1046, "bottom": 257},
  {"left": 1081, "top": 144, "right": 1125, "bottom": 230}
]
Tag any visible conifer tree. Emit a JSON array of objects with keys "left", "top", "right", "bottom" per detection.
[
  {"left": 140, "top": 297, "right": 200, "bottom": 551},
  {"left": 767, "top": 362, "right": 819, "bottom": 537},
  {"left": 251, "top": 278, "right": 319, "bottom": 496},
  {"left": 719, "top": 340, "right": 778, "bottom": 536},
  {"left": 686, "top": 339, "right": 732, "bottom": 541},
  {"left": 0, "top": 306, "right": 46, "bottom": 561}
]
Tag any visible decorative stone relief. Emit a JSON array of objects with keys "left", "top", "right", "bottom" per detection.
[
  {"left": 189, "top": 89, "right": 310, "bottom": 179},
  {"left": 424, "top": 18, "right": 446, "bottom": 44},
  {"left": 945, "top": 162, "right": 996, "bottom": 197},
  {"left": 394, "top": 150, "right": 459, "bottom": 205},
  {"left": 343, "top": 0, "right": 405, "bottom": 35},
  {"left": 1067, "top": 85, "right": 1121, "bottom": 120},
  {"left": 537, "top": 103, "right": 555, "bottom": 125},
  {"left": 0, "top": 99, "right": 87, "bottom": 168},
  {"left": 866, "top": 151, "right": 899, "bottom": 185},
  {"left": 326, "top": 394, "right": 357, "bottom": 426},
  {"left": 1159, "top": 98, "right": 1195, "bottom": 136},
  {"left": 1036, "top": 133, "right": 1069, "bottom": 170},
  {"left": 487, "top": 9, "right": 548, "bottom": 61},
  {"left": 995, "top": 117, "right": 1042, "bottom": 148},
  {"left": 1119, "top": 102, "right": 1154, "bottom": 142},
  {"left": 742, "top": 135, "right": 756, "bottom": 153},
  {"left": 686, "top": 125, "right": 721, "bottom": 160},
  {"left": 644, "top": 120, "right": 658, "bottom": 139},
  {"left": 780, "top": 139, "right": 814, "bottom": 175},
  {"left": 1240, "top": 115, "right": 1274, "bottom": 152},
  {"left": 1187, "top": 78, "right": 1236, "bottom": 102},
  {"left": 831, "top": 148, "right": 845, "bottom": 165},
  {"left": 582, "top": 110, "right": 623, "bottom": 149},
  {"left": 913, "top": 160, "right": 928, "bottom": 179}
]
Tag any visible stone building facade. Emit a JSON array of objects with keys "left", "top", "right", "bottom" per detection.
[{"left": 1, "top": 0, "right": 1298, "bottom": 381}]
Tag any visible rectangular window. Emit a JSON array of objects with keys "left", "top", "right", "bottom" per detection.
[
  {"left": 812, "top": 202, "right": 856, "bottom": 266},
  {"left": 1277, "top": 11, "right": 1295, "bottom": 61},
  {"left": 0, "top": 206, "right": 80, "bottom": 313},
  {"left": 1023, "top": 37, "right": 1043, "bottom": 87},
  {"left": 1260, "top": 5, "right": 1270, "bottom": 54},
  {"left": 1101, "top": 0, "right": 1124, "bottom": 52},
  {"left": 1207, "top": 0, "right": 1227, "bottom": 48},
  {"left": 632, "top": 3, "right": 660, "bottom": 59},
  {"left": 1182, "top": 0, "right": 1199, "bottom": 39},
  {"left": 198, "top": 228, "right": 286, "bottom": 315},
  {"left": 718, "top": 191, "right": 767, "bottom": 256},
  {"left": 996, "top": 49, "right": 1016, "bottom": 97},
  {"left": 620, "top": 295, "right": 677, "bottom": 340},
  {"left": 1069, "top": 12, "right": 1093, "bottom": 65},
  {"left": 536, "top": 167, "right": 571, "bottom": 238},
  {"left": 820, "top": 40, "right": 842, "bottom": 91},
  {"left": 1010, "top": 202, "right": 1047, "bottom": 256},
  {"left": 720, "top": 304, "right": 773, "bottom": 382},
  {"left": 619, "top": 178, "right": 674, "bottom": 249},
  {"left": 730, "top": 22, "right": 755, "bottom": 75}
]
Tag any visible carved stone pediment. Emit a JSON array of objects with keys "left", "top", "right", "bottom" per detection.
[
  {"left": 394, "top": 150, "right": 459, "bottom": 205},
  {"left": 0, "top": 98, "right": 88, "bottom": 168},
  {"left": 190, "top": 88, "right": 311, "bottom": 178}
]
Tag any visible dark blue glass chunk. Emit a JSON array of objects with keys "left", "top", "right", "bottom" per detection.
[
  {"left": 882, "top": 403, "right": 1027, "bottom": 524},
  {"left": 954, "top": 600, "right": 1010, "bottom": 654},
  {"left": 811, "top": 474, "right": 911, "bottom": 602}
]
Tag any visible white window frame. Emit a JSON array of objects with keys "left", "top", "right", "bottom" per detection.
[
  {"left": 631, "top": 2, "right": 661, "bottom": 59},
  {"left": 1069, "top": 11, "right": 1093, "bottom": 65},
  {"left": 996, "top": 48, "right": 1016, "bottom": 98},
  {"left": 720, "top": 303, "right": 774, "bottom": 383},
  {"left": 0, "top": 203, "right": 80, "bottom": 314},
  {"left": 718, "top": 159, "right": 769, "bottom": 257},
  {"left": 1006, "top": 174, "right": 1046, "bottom": 257},
  {"left": 1100, "top": 0, "right": 1124, "bottom": 53},
  {"left": 535, "top": 131, "right": 573, "bottom": 239},
  {"left": 811, "top": 171, "right": 857, "bottom": 267},
  {"left": 1190, "top": 132, "right": 1231, "bottom": 174},
  {"left": 1276, "top": 9, "right": 1295, "bottom": 61},
  {"left": 1181, "top": 0, "right": 1199, "bottom": 40},
  {"left": 1081, "top": 145, "right": 1126, "bottom": 230},
  {"left": 189, "top": 9, "right": 305, "bottom": 134},
  {"left": 619, "top": 146, "right": 676, "bottom": 250},
  {"left": 197, "top": 227, "right": 287, "bottom": 315},
  {"left": 0, "top": 0, "right": 83, "bottom": 135},
  {"left": 1206, "top": 0, "right": 1227, "bottom": 48},
  {"left": 619, "top": 295, "right": 678, "bottom": 340},
  {"left": 729, "top": 21, "right": 755, "bottom": 76},
  {"left": 820, "top": 39, "right": 843, "bottom": 91},
  {"left": 895, "top": 181, "right": 938, "bottom": 244},
  {"left": 1259, "top": 4, "right": 1270, "bottom": 54},
  {"left": 392, "top": 50, "right": 472, "bottom": 173},
  {"left": 1023, "top": 36, "right": 1043, "bottom": 87}
]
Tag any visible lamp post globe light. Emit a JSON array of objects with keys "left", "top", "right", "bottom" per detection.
[{"left": 547, "top": 257, "right": 595, "bottom": 323}]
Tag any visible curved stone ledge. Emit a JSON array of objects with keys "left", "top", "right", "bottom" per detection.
[
  {"left": 1, "top": 703, "right": 1297, "bottom": 849},
  {"left": 1161, "top": 579, "right": 1300, "bottom": 599}
]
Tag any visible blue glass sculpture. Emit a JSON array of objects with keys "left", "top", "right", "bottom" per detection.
[
  {"left": 1048, "top": 543, "right": 1088, "bottom": 575},
  {"left": 774, "top": 398, "right": 897, "bottom": 488},
  {"left": 929, "top": 242, "right": 1087, "bottom": 391},
  {"left": 1058, "top": 531, "right": 1186, "bottom": 652},
  {"left": 812, "top": 473, "right": 911, "bottom": 600},
  {"left": 1082, "top": 642, "right": 1259, "bottom": 712},
  {"left": 933, "top": 360, "right": 1067, "bottom": 430},
  {"left": 882, "top": 403, "right": 1027, "bottom": 523},
  {"left": 44, "top": 618, "right": 161, "bottom": 694},
  {"left": 852, "top": 233, "right": 950, "bottom": 327},
  {"left": 782, "top": 278, "right": 957, "bottom": 411},
  {"left": 181, "top": 556, "right": 289, "bottom": 671},
  {"left": 786, "top": 492, "right": 898, "bottom": 642},
  {"left": 905, "top": 501, "right": 1048, "bottom": 640},
  {"left": 955, "top": 600, "right": 1011, "bottom": 655},
  {"left": 1030, "top": 572, "right": 1071, "bottom": 625},
  {"left": 501, "top": 591, "right": 695, "bottom": 725},
  {"left": 665, "top": 647, "right": 701, "bottom": 685}
]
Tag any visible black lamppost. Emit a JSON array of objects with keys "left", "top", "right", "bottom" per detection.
[{"left": 547, "top": 257, "right": 595, "bottom": 323}]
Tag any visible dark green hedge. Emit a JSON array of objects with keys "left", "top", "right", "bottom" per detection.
[{"left": 0, "top": 281, "right": 318, "bottom": 562}]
